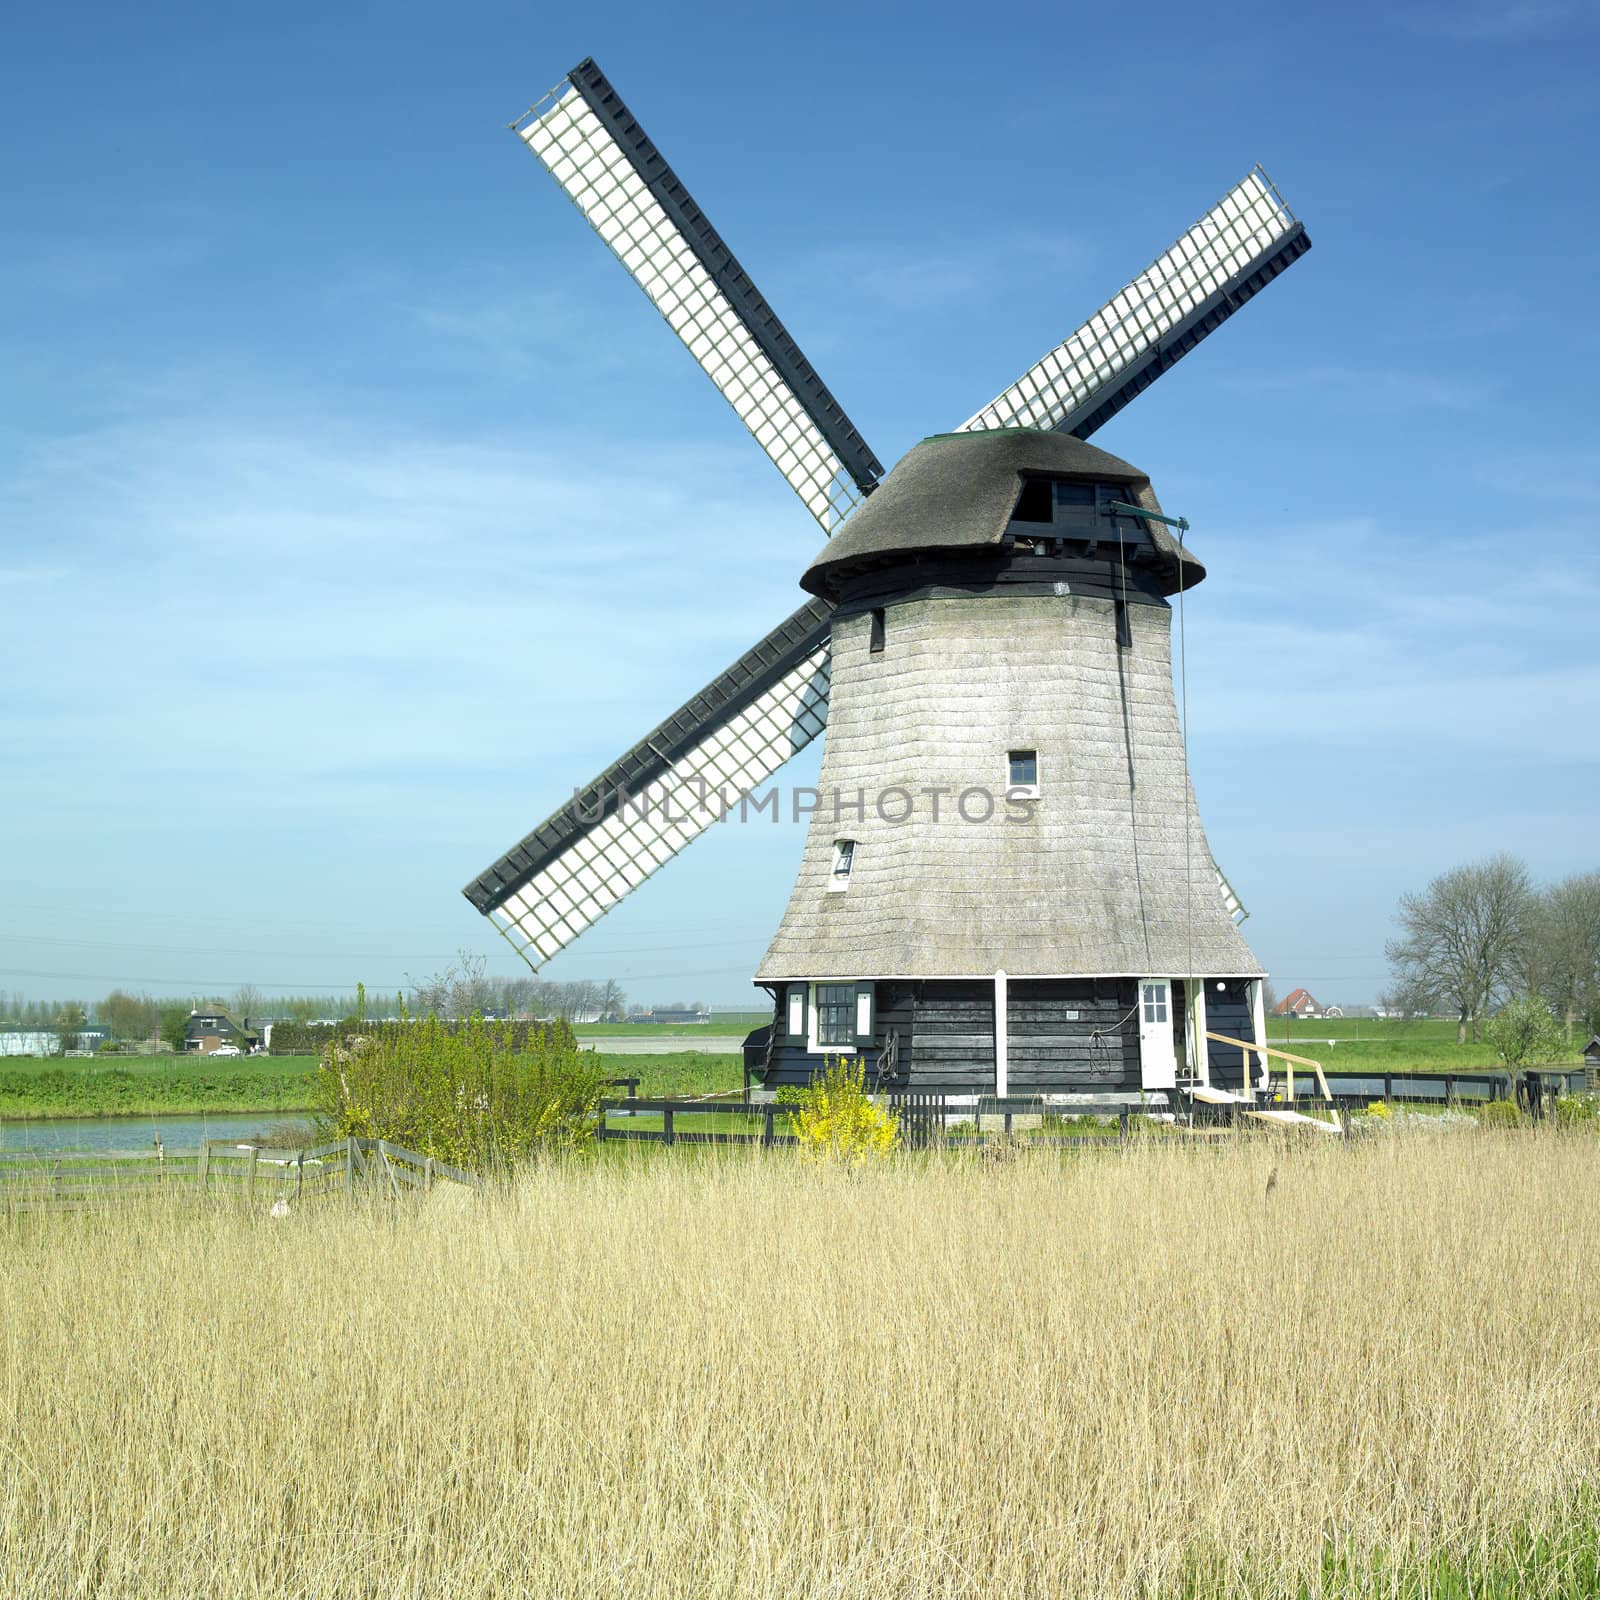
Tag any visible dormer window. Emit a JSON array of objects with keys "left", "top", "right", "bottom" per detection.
[
  {"left": 830, "top": 839, "right": 855, "bottom": 890},
  {"left": 1007, "top": 750, "right": 1040, "bottom": 799},
  {"left": 1009, "top": 477, "right": 1053, "bottom": 523},
  {"left": 1005, "top": 478, "right": 1151, "bottom": 545}
]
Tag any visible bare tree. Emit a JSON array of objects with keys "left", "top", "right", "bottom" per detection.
[
  {"left": 1534, "top": 871, "right": 1600, "bottom": 1042},
  {"left": 230, "top": 984, "right": 265, "bottom": 1025},
  {"left": 1385, "top": 853, "right": 1532, "bottom": 1044},
  {"left": 407, "top": 951, "right": 493, "bottom": 1020}
]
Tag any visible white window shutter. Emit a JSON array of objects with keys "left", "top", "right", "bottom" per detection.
[
  {"left": 787, "top": 985, "right": 807, "bottom": 1040},
  {"left": 853, "top": 982, "right": 875, "bottom": 1046}
]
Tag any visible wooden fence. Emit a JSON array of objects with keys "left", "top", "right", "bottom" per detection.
[
  {"left": 0, "top": 1137, "right": 479, "bottom": 1212},
  {"left": 600, "top": 1095, "right": 1161, "bottom": 1150}
]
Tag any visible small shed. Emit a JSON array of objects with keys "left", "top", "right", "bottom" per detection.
[{"left": 1584, "top": 1035, "right": 1600, "bottom": 1088}]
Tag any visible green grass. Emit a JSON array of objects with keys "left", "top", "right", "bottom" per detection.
[
  {"left": 591, "top": 1051, "right": 743, "bottom": 1098},
  {"left": 0, "top": 1055, "right": 318, "bottom": 1119},
  {"left": 574, "top": 1012, "right": 766, "bottom": 1038},
  {"left": 1266, "top": 1016, "right": 1583, "bottom": 1073},
  {"left": 0, "top": 1050, "right": 742, "bottom": 1121}
]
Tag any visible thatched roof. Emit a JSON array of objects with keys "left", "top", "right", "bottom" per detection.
[{"left": 802, "top": 430, "right": 1206, "bottom": 600}]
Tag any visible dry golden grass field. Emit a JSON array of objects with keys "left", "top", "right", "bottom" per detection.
[{"left": 2, "top": 1133, "right": 1598, "bottom": 1598}]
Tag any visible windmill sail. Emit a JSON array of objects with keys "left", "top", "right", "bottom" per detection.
[
  {"left": 464, "top": 601, "right": 831, "bottom": 966},
  {"left": 958, "top": 169, "right": 1310, "bottom": 440},
  {"left": 469, "top": 94, "right": 1312, "bottom": 971},
  {"left": 514, "top": 59, "right": 883, "bottom": 532}
]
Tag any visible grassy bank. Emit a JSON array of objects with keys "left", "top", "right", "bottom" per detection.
[
  {"left": 574, "top": 1012, "right": 766, "bottom": 1038},
  {"left": 3, "top": 1135, "right": 1598, "bottom": 1595},
  {"left": 0, "top": 1051, "right": 744, "bottom": 1120},
  {"left": 0, "top": 1055, "right": 319, "bottom": 1119},
  {"left": 1269, "top": 1015, "right": 1583, "bottom": 1072}
]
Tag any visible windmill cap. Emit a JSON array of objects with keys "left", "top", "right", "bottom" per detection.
[{"left": 799, "top": 429, "right": 1204, "bottom": 599}]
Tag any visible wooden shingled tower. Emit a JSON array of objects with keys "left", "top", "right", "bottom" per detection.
[{"left": 465, "top": 57, "right": 1313, "bottom": 1098}]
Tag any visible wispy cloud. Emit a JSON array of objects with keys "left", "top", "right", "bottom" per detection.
[
  {"left": 783, "top": 230, "right": 1086, "bottom": 314},
  {"left": 1405, "top": 1, "right": 1578, "bottom": 38},
  {"left": 1212, "top": 364, "right": 1494, "bottom": 412}
]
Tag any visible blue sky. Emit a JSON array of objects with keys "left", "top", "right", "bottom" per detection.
[{"left": 2, "top": 0, "right": 1596, "bottom": 1009}]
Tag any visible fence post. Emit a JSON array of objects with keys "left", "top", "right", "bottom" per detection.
[
  {"left": 763, "top": 1106, "right": 775, "bottom": 1148},
  {"left": 345, "top": 1137, "right": 356, "bottom": 1202},
  {"left": 197, "top": 1141, "right": 210, "bottom": 1192},
  {"left": 1119, "top": 1109, "right": 1129, "bottom": 1140},
  {"left": 245, "top": 1146, "right": 258, "bottom": 1202},
  {"left": 1383, "top": 1072, "right": 1393, "bottom": 1103},
  {"left": 1446, "top": 1075, "right": 1456, "bottom": 1109},
  {"left": 424, "top": 1156, "right": 435, "bottom": 1193},
  {"left": 664, "top": 1108, "right": 675, "bottom": 1147}
]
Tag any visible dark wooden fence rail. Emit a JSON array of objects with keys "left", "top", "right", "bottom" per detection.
[{"left": 597, "top": 1098, "right": 798, "bottom": 1147}]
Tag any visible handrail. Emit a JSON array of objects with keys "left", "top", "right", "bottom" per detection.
[{"left": 1205, "top": 1031, "right": 1339, "bottom": 1124}]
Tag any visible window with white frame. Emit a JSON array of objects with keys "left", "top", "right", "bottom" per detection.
[
  {"left": 1007, "top": 749, "right": 1040, "bottom": 799},
  {"left": 1141, "top": 982, "right": 1169, "bottom": 1025},
  {"left": 812, "top": 983, "right": 855, "bottom": 1050},
  {"left": 829, "top": 838, "right": 856, "bottom": 891}
]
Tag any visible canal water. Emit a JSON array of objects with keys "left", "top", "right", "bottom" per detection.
[{"left": 0, "top": 1112, "right": 316, "bottom": 1155}]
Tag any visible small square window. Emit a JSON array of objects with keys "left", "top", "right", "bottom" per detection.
[
  {"left": 814, "top": 983, "right": 855, "bottom": 1047},
  {"left": 829, "top": 838, "right": 855, "bottom": 891},
  {"left": 1007, "top": 750, "right": 1039, "bottom": 798}
]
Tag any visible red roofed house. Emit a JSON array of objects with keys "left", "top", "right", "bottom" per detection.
[{"left": 1271, "top": 988, "right": 1323, "bottom": 1019}]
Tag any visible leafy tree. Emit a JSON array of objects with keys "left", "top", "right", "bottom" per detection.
[
  {"left": 158, "top": 1005, "right": 190, "bottom": 1053},
  {"left": 53, "top": 1002, "right": 87, "bottom": 1055},
  {"left": 1486, "top": 995, "right": 1565, "bottom": 1069},
  {"left": 99, "top": 989, "right": 157, "bottom": 1043},
  {"left": 1385, "top": 854, "right": 1531, "bottom": 1044}
]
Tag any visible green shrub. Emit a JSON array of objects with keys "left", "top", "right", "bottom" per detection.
[
  {"left": 1553, "top": 1094, "right": 1600, "bottom": 1129},
  {"left": 1487, "top": 995, "right": 1566, "bottom": 1068},
  {"left": 314, "top": 1008, "right": 606, "bottom": 1172},
  {"left": 1476, "top": 1098, "right": 1526, "bottom": 1130}
]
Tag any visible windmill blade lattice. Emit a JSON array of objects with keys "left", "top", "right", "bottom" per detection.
[
  {"left": 959, "top": 169, "right": 1309, "bottom": 440},
  {"left": 515, "top": 59, "right": 883, "bottom": 532},
  {"left": 464, "top": 601, "right": 832, "bottom": 966}
]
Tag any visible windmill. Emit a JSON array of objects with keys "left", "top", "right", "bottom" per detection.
[{"left": 464, "top": 57, "right": 1312, "bottom": 1099}]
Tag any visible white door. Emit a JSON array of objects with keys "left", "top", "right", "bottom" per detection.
[{"left": 1138, "top": 979, "right": 1176, "bottom": 1088}]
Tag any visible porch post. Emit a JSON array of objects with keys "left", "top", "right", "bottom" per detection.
[
  {"left": 994, "top": 969, "right": 1008, "bottom": 1098},
  {"left": 1249, "top": 979, "right": 1269, "bottom": 1093}
]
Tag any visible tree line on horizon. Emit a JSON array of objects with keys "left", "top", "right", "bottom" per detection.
[{"left": 0, "top": 953, "right": 676, "bottom": 1048}]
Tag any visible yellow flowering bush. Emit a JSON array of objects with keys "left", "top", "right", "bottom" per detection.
[{"left": 789, "top": 1058, "right": 899, "bottom": 1165}]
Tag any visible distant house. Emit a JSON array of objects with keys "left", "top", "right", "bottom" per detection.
[
  {"left": 183, "top": 1009, "right": 260, "bottom": 1054},
  {"left": 648, "top": 1007, "right": 711, "bottom": 1026},
  {"left": 0, "top": 1024, "right": 110, "bottom": 1056},
  {"left": 1584, "top": 1036, "right": 1600, "bottom": 1076},
  {"left": 1271, "top": 988, "right": 1323, "bottom": 1020}
]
